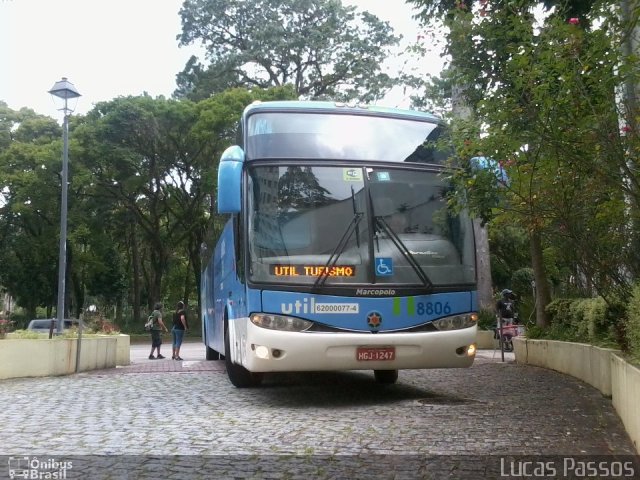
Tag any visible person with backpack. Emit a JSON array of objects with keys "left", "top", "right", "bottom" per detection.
[
  {"left": 171, "top": 301, "right": 188, "bottom": 360},
  {"left": 149, "top": 302, "right": 169, "bottom": 360},
  {"left": 496, "top": 289, "right": 516, "bottom": 325}
]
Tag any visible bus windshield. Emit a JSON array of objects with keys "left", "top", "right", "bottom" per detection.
[
  {"left": 246, "top": 112, "right": 449, "bottom": 163},
  {"left": 247, "top": 165, "right": 475, "bottom": 288}
]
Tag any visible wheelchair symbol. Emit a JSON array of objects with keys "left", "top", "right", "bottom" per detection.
[{"left": 375, "top": 258, "right": 393, "bottom": 276}]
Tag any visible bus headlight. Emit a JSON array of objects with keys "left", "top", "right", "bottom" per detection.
[
  {"left": 432, "top": 313, "right": 478, "bottom": 331},
  {"left": 250, "top": 313, "right": 313, "bottom": 332}
]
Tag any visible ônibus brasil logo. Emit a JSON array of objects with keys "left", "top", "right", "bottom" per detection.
[{"left": 366, "top": 311, "right": 383, "bottom": 332}]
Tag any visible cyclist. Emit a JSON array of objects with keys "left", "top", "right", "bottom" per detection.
[
  {"left": 495, "top": 289, "right": 517, "bottom": 352},
  {"left": 496, "top": 289, "right": 516, "bottom": 325}
]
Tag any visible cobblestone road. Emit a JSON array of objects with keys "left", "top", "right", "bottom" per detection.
[{"left": 0, "top": 343, "right": 637, "bottom": 479}]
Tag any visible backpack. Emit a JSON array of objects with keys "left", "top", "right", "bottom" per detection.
[
  {"left": 144, "top": 314, "right": 154, "bottom": 331},
  {"left": 498, "top": 299, "right": 514, "bottom": 318}
]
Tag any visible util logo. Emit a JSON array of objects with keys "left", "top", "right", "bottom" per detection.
[{"left": 280, "top": 297, "right": 316, "bottom": 314}]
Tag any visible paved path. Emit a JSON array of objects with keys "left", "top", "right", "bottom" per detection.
[{"left": 0, "top": 343, "right": 637, "bottom": 479}]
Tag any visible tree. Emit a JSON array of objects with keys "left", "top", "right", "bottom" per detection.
[
  {"left": 0, "top": 107, "right": 67, "bottom": 318},
  {"left": 76, "top": 96, "right": 212, "bottom": 317},
  {"left": 74, "top": 87, "right": 296, "bottom": 324},
  {"left": 175, "top": 0, "right": 400, "bottom": 102},
  {"left": 445, "top": 4, "right": 637, "bottom": 328},
  {"left": 408, "top": 0, "right": 637, "bottom": 324}
]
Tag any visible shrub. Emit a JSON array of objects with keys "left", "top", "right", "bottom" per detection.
[
  {"left": 569, "top": 299, "right": 591, "bottom": 340},
  {"left": 626, "top": 284, "right": 640, "bottom": 361},
  {"left": 9, "top": 329, "right": 44, "bottom": 339},
  {"left": 511, "top": 268, "right": 534, "bottom": 299},
  {"left": 545, "top": 297, "right": 620, "bottom": 347},
  {"left": 477, "top": 308, "right": 497, "bottom": 330},
  {"left": 546, "top": 299, "right": 574, "bottom": 327},
  {"left": 584, "top": 297, "right": 609, "bottom": 340},
  {"left": 85, "top": 317, "right": 120, "bottom": 334},
  {"left": 0, "top": 318, "right": 15, "bottom": 338}
]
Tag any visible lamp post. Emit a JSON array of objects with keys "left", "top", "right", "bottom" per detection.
[{"left": 49, "top": 78, "right": 80, "bottom": 335}]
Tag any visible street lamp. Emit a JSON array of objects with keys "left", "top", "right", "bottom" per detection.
[{"left": 49, "top": 77, "right": 80, "bottom": 335}]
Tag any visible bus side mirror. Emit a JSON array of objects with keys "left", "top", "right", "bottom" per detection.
[{"left": 217, "top": 146, "right": 245, "bottom": 213}]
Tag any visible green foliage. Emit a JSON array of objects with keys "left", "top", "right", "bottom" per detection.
[
  {"left": 488, "top": 225, "right": 530, "bottom": 290},
  {"left": 77, "top": 94, "right": 235, "bottom": 306},
  {"left": 9, "top": 329, "right": 118, "bottom": 339},
  {"left": 176, "top": 0, "right": 401, "bottom": 101},
  {"left": 543, "top": 297, "right": 620, "bottom": 346},
  {"left": 511, "top": 268, "right": 534, "bottom": 299},
  {"left": 413, "top": 0, "right": 639, "bottom": 321},
  {"left": 5, "top": 311, "right": 30, "bottom": 330},
  {"left": 2, "top": 88, "right": 300, "bottom": 325},
  {"left": 0, "top": 110, "right": 67, "bottom": 317},
  {"left": 8, "top": 330, "right": 42, "bottom": 339},
  {"left": 545, "top": 299, "right": 574, "bottom": 326},
  {"left": 625, "top": 284, "right": 640, "bottom": 361},
  {"left": 476, "top": 307, "right": 497, "bottom": 331}
]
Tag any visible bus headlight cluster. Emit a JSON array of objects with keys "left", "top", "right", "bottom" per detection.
[
  {"left": 432, "top": 313, "right": 478, "bottom": 331},
  {"left": 250, "top": 313, "right": 313, "bottom": 332}
]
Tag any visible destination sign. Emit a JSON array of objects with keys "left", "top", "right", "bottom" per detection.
[{"left": 271, "top": 265, "right": 356, "bottom": 277}]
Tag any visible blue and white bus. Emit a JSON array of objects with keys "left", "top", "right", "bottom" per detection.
[{"left": 202, "top": 101, "right": 478, "bottom": 387}]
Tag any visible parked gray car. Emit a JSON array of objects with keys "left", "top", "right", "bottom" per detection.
[{"left": 27, "top": 319, "right": 80, "bottom": 334}]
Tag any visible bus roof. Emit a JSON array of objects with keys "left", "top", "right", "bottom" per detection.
[{"left": 243, "top": 100, "right": 442, "bottom": 123}]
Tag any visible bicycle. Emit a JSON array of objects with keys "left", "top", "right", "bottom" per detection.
[{"left": 495, "top": 314, "right": 524, "bottom": 353}]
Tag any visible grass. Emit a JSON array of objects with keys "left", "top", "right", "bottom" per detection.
[{"left": 7, "top": 329, "right": 123, "bottom": 340}]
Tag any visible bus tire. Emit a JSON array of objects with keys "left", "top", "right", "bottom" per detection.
[
  {"left": 374, "top": 369, "right": 398, "bottom": 384},
  {"left": 224, "top": 322, "right": 263, "bottom": 388}
]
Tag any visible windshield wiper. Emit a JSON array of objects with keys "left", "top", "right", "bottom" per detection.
[
  {"left": 374, "top": 216, "right": 434, "bottom": 290},
  {"left": 313, "top": 212, "right": 364, "bottom": 289},
  {"left": 351, "top": 186, "right": 361, "bottom": 248}
]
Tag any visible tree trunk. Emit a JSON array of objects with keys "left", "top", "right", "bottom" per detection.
[
  {"left": 530, "top": 229, "right": 551, "bottom": 327},
  {"left": 182, "top": 259, "right": 191, "bottom": 303},
  {"left": 188, "top": 233, "right": 203, "bottom": 324},
  {"left": 473, "top": 219, "right": 494, "bottom": 310},
  {"left": 150, "top": 250, "right": 164, "bottom": 307},
  {"left": 131, "top": 220, "right": 141, "bottom": 323},
  {"left": 454, "top": 76, "right": 493, "bottom": 311}
]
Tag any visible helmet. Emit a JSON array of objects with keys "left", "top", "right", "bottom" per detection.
[{"left": 501, "top": 289, "right": 513, "bottom": 298}]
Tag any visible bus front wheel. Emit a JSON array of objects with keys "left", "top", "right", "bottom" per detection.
[
  {"left": 224, "top": 324, "right": 263, "bottom": 388},
  {"left": 374, "top": 369, "right": 398, "bottom": 384}
]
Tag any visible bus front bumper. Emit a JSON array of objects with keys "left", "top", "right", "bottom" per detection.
[{"left": 229, "top": 319, "right": 477, "bottom": 372}]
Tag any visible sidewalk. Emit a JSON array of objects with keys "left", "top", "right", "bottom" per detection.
[
  {"left": 476, "top": 348, "right": 515, "bottom": 362},
  {"left": 97, "top": 341, "right": 225, "bottom": 375}
]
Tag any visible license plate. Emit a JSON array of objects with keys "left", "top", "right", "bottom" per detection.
[{"left": 356, "top": 346, "right": 395, "bottom": 361}]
